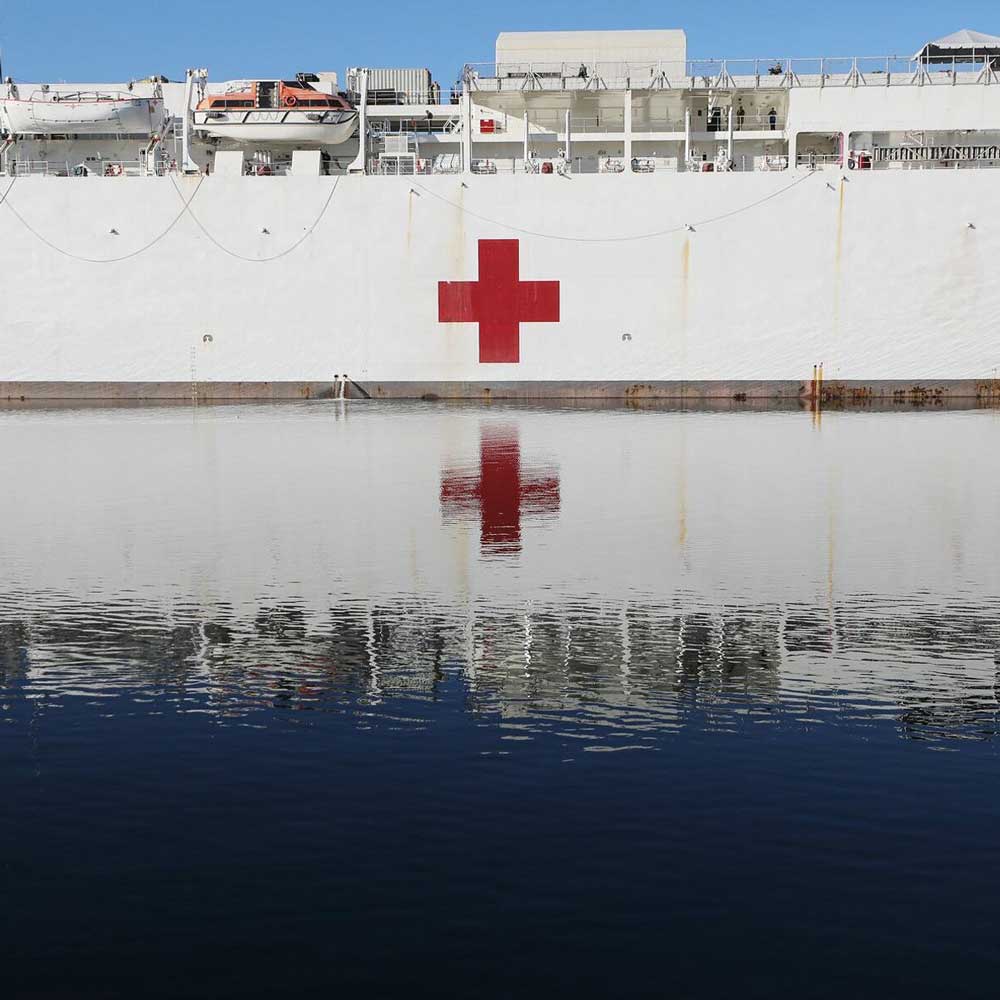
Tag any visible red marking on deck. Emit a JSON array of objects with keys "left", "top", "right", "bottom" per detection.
[
  {"left": 441, "top": 425, "right": 560, "bottom": 555},
  {"left": 438, "top": 239, "right": 560, "bottom": 363}
]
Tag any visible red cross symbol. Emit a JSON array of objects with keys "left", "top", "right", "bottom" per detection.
[
  {"left": 438, "top": 239, "right": 560, "bottom": 363},
  {"left": 441, "top": 425, "right": 560, "bottom": 555}
]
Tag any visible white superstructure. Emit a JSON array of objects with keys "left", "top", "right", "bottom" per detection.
[{"left": 1, "top": 27, "right": 1000, "bottom": 400}]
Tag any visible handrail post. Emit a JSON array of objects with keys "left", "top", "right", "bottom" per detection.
[
  {"left": 623, "top": 89, "right": 633, "bottom": 170},
  {"left": 460, "top": 79, "right": 473, "bottom": 173},
  {"left": 181, "top": 68, "right": 206, "bottom": 174},
  {"left": 347, "top": 70, "right": 368, "bottom": 173}
]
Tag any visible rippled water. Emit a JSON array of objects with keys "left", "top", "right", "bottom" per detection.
[{"left": 2, "top": 402, "right": 999, "bottom": 997}]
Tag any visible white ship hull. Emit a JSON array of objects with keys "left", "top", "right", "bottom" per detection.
[
  {"left": 1, "top": 170, "right": 999, "bottom": 401},
  {"left": 192, "top": 109, "right": 358, "bottom": 145},
  {"left": 1, "top": 96, "right": 163, "bottom": 135}
]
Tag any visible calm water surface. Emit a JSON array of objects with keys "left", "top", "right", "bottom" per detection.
[{"left": 2, "top": 402, "right": 999, "bottom": 998}]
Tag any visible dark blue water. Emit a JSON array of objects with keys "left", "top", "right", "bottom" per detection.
[{"left": 2, "top": 403, "right": 998, "bottom": 998}]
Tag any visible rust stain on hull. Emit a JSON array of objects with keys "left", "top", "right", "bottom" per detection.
[
  {"left": 832, "top": 177, "right": 845, "bottom": 335},
  {"left": 678, "top": 235, "right": 691, "bottom": 371}
]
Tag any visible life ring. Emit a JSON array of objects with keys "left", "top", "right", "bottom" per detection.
[
  {"left": 105, "top": 163, "right": 124, "bottom": 177},
  {"left": 283, "top": 95, "right": 297, "bottom": 108}
]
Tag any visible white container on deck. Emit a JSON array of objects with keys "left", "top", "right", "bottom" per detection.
[{"left": 347, "top": 68, "right": 434, "bottom": 104}]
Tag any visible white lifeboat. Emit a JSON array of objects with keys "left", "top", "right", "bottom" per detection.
[
  {"left": 192, "top": 77, "right": 358, "bottom": 146},
  {"left": 1, "top": 90, "right": 164, "bottom": 135}
]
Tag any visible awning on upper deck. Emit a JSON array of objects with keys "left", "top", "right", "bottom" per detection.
[{"left": 914, "top": 29, "right": 1000, "bottom": 62}]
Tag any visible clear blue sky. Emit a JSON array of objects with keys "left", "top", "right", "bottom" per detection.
[{"left": 1, "top": 0, "right": 996, "bottom": 85}]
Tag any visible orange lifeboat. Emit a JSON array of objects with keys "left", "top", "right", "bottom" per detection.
[{"left": 192, "top": 76, "right": 358, "bottom": 146}]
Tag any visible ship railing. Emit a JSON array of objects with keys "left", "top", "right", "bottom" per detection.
[
  {"left": 69, "top": 160, "right": 149, "bottom": 177},
  {"left": 95, "top": 160, "right": 147, "bottom": 177},
  {"left": 516, "top": 111, "right": 624, "bottom": 133},
  {"left": 474, "top": 157, "right": 577, "bottom": 175},
  {"left": 465, "top": 60, "right": 686, "bottom": 91},
  {"left": 634, "top": 114, "right": 786, "bottom": 133},
  {"left": 515, "top": 114, "right": 788, "bottom": 135},
  {"left": 354, "top": 88, "right": 462, "bottom": 107},
  {"left": 730, "top": 113, "right": 786, "bottom": 131},
  {"left": 631, "top": 119, "right": 687, "bottom": 134},
  {"left": 455, "top": 156, "right": 662, "bottom": 175},
  {"left": 11, "top": 158, "right": 162, "bottom": 177},
  {"left": 12, "top": 159, "right": 71, "bottom": 176},
  {"left": 367, "top": 155, "right": 565, "bottom": 176},
  {"left": 682, "top": 154, "right": 789, "bottom": 172},
  {"left": 476, "top": 155, "right": 756, "bottom": 174},
  {"left": 364, "top": 152, "right": 802, "bottom": 175},
  {"left": 368, "top": 154, "right": 462, "bottom": 175},
  {"left": 753, "top": 154, "right": 789, "bottom": 171},
  {"left": 795, "top": 153, "right": 842, "bottom": 168},
  {"left": 243, "top": 163, "right": 292, "bottom": 177},
  {"left": 560, "top": 114, "right": 625, "bottom": 134},
  {"left": 617, "top": 155, "right": 779, "bottom": 173},
  {"left": 488, "top": 112, "right": 786, "bottom": 136},
  {"left": 616, "top": 156, "right": 681, "bottom": 174},
  {"left": 370, "top": 117, "right": 463, "bottom": 136},
  {"left": 464, "top": 54, "right": 1000, "bottom": 91},
  {"left": 872, "top": 158, "right": 1000, "bottom": 170},
  {"left": 868, "top": 149, "right": 1000, "bottom": 170}
]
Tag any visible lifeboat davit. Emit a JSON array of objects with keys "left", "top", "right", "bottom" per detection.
[
  {"left": 192, "top": 77, "right": 358, "bottom": 146},
  {"left": 0, "top": 91, "right": 164, "bottom": 135}
]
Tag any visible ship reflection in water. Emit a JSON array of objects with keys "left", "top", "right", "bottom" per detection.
[
  {"left": 2, "top": 401, "right": 1000, "bottom": 997},
  {"left": 441, "top": 423, "right": 560, "bottom": 555},
  {"left": 3, "top": 590, "right": 997, "bottom": 744}
]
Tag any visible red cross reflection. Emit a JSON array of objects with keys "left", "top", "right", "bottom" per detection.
[{"left": 441, "top": 425, "right": 560, "bottom": 555}]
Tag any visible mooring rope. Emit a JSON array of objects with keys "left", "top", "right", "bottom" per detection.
[
  {"left": 0, "top": 166, "right": 814, "bottom": 261},
  {"left": 409, "top": 168, "right": 819, "bottom": 243},
  {"left": 168, "top": 173, "right": 342, "bottom": 263},
  {"left": 1, "top": 174, "right": 206, "bottom": 263},
  {"left": 0, "top": 171, "right": 341, "bottom": 264}
]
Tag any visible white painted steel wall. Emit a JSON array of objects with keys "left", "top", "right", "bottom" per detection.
[
  {"left": 496, "top": 30, "right": 687, "bottom": 67},
  {"left": 0, "top": 170, "right": 998, "bottom": 385},
  {"left": 787, "top": 82, "right": 1000, "bottom": 134}
]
